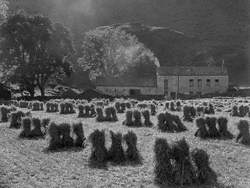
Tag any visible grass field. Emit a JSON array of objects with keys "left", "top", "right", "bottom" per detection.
[{"left": 0, "top": 100, "right": 250, "bottom": 188}]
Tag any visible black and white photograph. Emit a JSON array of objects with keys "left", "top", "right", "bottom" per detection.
[{"left": 0, "top": 0, "right": 250, "bottom": 187}]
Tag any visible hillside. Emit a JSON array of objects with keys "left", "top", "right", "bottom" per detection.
[{"left": 108, "top": 23, "right": 210, "bottom": 66}]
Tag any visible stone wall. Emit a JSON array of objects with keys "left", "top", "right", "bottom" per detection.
[{"left": 96, "top": 86, "right": 162, "bottom": 96}]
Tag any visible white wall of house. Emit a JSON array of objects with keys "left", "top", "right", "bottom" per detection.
[
  {"left": 97, "top": 75, "right": 229, "bottom": 97},
  {"left": 157, "top": 75, "right": 178, "bottom": 95},
  {"left": 157, "top": 75, "right": 229, "bottom": 96},
  {"left": 180, "top": 75, "right": 228, "bottom": 94}
]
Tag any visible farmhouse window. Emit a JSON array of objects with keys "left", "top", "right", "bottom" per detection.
[
  {"left": 198, "top": 79, "right": 202, "bottom": 89},
  {"left": 189, "top": 79, "right": 194, "bottom": 87},
  {"left": 215, "top": 79, "right": 219, "bottom": 86},
  {"left": 164, "top": 79, "right": 168, "bottom": 94},
  {"left": 206, "top": 79, "right": 211, "bottom": 87}
]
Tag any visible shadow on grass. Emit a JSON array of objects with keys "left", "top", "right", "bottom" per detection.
[
  {"left": 17, "top": 135, "right": 45, "bottom": 140},
  {"left": 88, "top": 157, "right": 143, "bottom": 170},
  {"left": 156, "top": 183, "right": 235, "bottom": 188},
  {"left": 108, "top": 159, "right": 143, "bottom": 167},
  {"left": 155, "top": 179, "right": 235, "bottom": 188},
  {"left": 42, "top": 146, "right": 85, "bottom": 154},
  {"left": 217, "top": 137, "right": 234, "bottom": 141},
  {"left": 123, "top": 124, "right": 154, "bottom": 128},
  {"left": 9, "top": 126, "right": 21, "bottom": 130},
  {"left": 88, "top": 160, "right": 108, "bottom": 170},
  {"left": 123, "top": 158, "right": 143, "bottom": 166},
  {"left": 88, "top": 160, "right": 143, "bottom": 170}
]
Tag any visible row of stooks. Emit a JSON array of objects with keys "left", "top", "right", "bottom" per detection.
[
  {"left": 13, "top": 115, "right": 86, "bottom": 149},
  {"left": 2, "top": 104, "right": 185, "bottom": 132},
  {"left": 231, "top": 105, "right": 250, "bottom": 117},
  {"left": 4, "top": 99, "right": 222, "bottom": 115},
  {"left": 2, "top": 104, "right": 181, "bottom": 131},
  {"left": 95, "top": 104, "right": 157, "bottom": 124},
  {"left": 195, "top": 116, "right": 250, "bottom": 145},
  {"left": 19, "top": 117, "right": 142, "bottom": 165},
  {"left": 120, "top": 104, "right": 216, "bottom": 131},
  {"left": 183, "top": 104, "right": 215, "bottom": 122},
  {"left": 6, "top": 110, "right": 141, "bottom": 164},
  {"left": 121, "top": 108, "right": 186, "bottom": 130},
  {"left": 5, "top": 99, "right": 218, "bottom": 120},
  {"left": 17, "top": 115, "right": 217, "bottom": 186},
  {"left": 165, "top": 101, "right": 215, "bottom": 114},
  {"left": 4, "top": 105, "right": 249, "bottom": 146},
  {"left": 1, "top": 106, "right": 85, "bottom": 148},
  {"left": 7, "top": 99, "right": 158, "bottom": 117},
  {"left": 4, "top": 100, "right": 76, "bottom": 114},
  {"left": 1, "top": 104, "right": 156, "bottom": 128}
]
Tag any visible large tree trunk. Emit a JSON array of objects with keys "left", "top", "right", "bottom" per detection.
[
  {"left": 38, "top": 86, "right": 45, "bottom": 97},
  {"left": 37, "top": 74, "right": 48, "bottom": 98}
]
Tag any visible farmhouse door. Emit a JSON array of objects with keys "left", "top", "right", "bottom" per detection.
[{"left": 164, "top": 79, "right": 168, "bottom": 95}]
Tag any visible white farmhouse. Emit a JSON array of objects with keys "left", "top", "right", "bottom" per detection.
[{"left": 96, "top": 66, "right": 229, "bottom": 98}]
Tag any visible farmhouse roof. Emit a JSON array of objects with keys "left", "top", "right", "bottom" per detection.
[
  {"left": 95, "top": 76, "right": 157, "bottom": 87},
  {"left": 157, "top": 66, "right": 228, "bottom": 76}
]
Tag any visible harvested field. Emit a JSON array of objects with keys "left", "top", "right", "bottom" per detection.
[{"left": 0, "top": 98, "right": 250, "bottom": 188}]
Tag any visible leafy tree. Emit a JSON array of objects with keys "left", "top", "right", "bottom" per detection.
[
  {"left": 77, "top": 27, "right": 159, "bottom": 80},
  {"left": 0, "top": 14, "right": 74, "bottom": 97}
]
